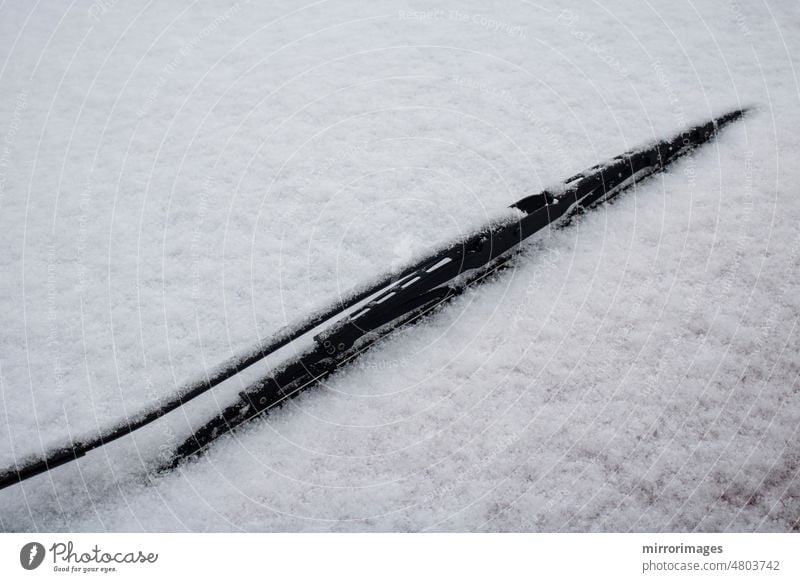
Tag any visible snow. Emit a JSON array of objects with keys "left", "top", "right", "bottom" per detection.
[{"left": 1, "top": 0, "right": 798, "bottom": 531}]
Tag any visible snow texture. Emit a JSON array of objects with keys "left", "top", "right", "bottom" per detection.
[{"left": 0, "top": 0, "right": 798, "bottom": 531}]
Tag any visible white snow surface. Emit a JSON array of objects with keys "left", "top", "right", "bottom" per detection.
[{"left": 1, "top": 0, "right": 799, "bottom": 531}]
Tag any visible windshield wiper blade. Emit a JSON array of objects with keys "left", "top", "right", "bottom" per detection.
[
  {"left": 0, "top": 108, "right": 748, "bottom": 490},
  {"left": 164, "top": 108, "right": 749, "bottom": 469}
]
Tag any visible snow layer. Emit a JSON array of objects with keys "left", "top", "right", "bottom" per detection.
[{"left": 1, "top": 0, "right": 798, "bottom": 531}]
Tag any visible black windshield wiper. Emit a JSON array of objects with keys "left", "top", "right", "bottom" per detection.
[{"left": 0, "top": 108, "right": 748, "bottom": 490}]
